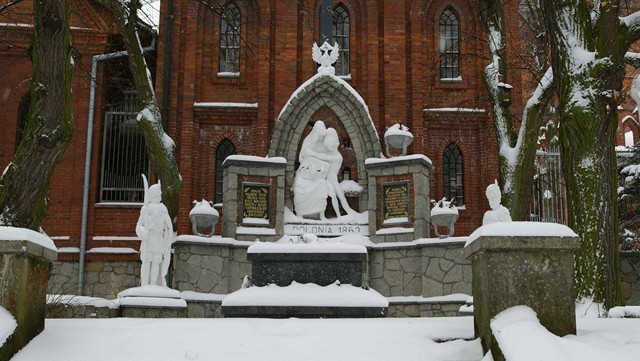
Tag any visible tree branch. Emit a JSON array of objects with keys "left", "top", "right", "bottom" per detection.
[
  {"left": 193, "top": 0, "right": 224, "bottom": 15},
  {"left": 0, "top": 0, "right": 25, "bottom": 14},
  {"left": 92, "top": 0, "right": 182, "bottom": 221}
]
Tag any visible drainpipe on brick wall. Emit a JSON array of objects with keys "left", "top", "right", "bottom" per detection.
[
  {"left": 161, "top": 0, "right": 174, "bottom": 130},
  {"left": 78, "top": 33, "right": 157, "bottom": 296}
]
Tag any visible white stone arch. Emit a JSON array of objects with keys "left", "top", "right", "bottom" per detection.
[{"left": 268, "top": 73, "right": 380, "bottom": 209}]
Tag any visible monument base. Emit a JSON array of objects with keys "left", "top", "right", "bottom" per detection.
[
  {"left": 221, "top": 282, "right": 388, "bottom": 318},
  {"left": 248, "top": 242, "right": 367, "bottom": 287},
  {"left": 222, "top": 305, "right": 387, "bottom": 318}
]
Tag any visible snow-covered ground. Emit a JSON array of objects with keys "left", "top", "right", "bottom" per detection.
[
  {"left": 10, "top": 312, "right": 640, "bottom": 361},
  {"left": 0, "top": 306, "right": 16, "bottom": 348}
]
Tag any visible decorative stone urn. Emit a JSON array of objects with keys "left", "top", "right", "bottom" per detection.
[
  {"left": 384, "top": 122, "right": 413, "bottom": 157},
  {"left": 430, "top": 198, "right": 459, "bottom": 238},
  {"left": 189, "top": 199, "right": 219, "bottom": 237}
]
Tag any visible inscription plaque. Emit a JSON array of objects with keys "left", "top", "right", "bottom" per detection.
[
  {"left": 242, "top": 183, "right": 270, "bottom": 222},
  {"left": 382, "top": 182, "right": 410, "bottom": 221}
]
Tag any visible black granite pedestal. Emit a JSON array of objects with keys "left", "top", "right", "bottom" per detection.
[
  {"left": 249, "top": 252, "right": 366, "bottom": 287},
  {"left": 222, "top": 247, "right": 388, "bottom": 318}
]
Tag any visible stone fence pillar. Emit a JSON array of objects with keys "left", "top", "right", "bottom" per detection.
[
  {"left": 222, "top": 156, "right": 286, "bottom": 241},
  {"left": 463, "top": 222, "right": 579, "bottom": 361},
  {"left": 0, "top": 229, "right": 57, "bottom": 360},
  {"left": 365, "top": 155, "right": 432, "bottom": 243}
]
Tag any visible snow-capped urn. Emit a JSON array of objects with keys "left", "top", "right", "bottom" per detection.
[
  {"left": 189, "top": 199, "right": 219, "bottom": 237},
  {"left": 312, "top": 41, "right": 340, "bottom": 75},
  {"left": 384, "top": 122, "right": 414, "bottom": 157},
  {"left": 430, "top": 197, "right": 459, "bottom": 238},
  {"left": 430, "top": 197, "right": 458, "bottom": 215},
  {"left": 136, "top": 175, "right": 174, "bottom": 287},
  {"left": 482, "top": 180, "right": 512, "bottom": 225}
]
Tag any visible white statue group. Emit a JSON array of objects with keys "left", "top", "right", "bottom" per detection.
[
  {"left": 134, "top": 127, "right": 510, "bottom": 289},
  {"left": 293, "top": 120, "right": 355, "bottom": 220},
  {"left": 136, "top": 175, "right": 174, "bottom": 287}
]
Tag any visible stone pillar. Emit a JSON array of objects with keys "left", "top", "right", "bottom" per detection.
[
  {"left": 463, "top": 222, "right": 579, "bottom": 361},
  {"left": 0, "top": 233, "right": 57, "bottom": 360},
  {"left": 222, "top": 156, "right": 286, "bottom": 241},
  {"left": 365, "top": 155, "right": 432, "bottom": 243},
  {"left": 620, "top": 253, "right": 640, "bottom": 305}
]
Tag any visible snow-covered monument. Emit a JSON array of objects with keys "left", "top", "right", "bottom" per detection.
[{"left": 165, "top": 42, "right": 472, "bottom": 318}]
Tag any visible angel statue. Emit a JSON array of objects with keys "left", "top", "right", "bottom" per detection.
[
  {"left": 312, "top": 41, "right": 340, "bottom": 75},
  {"left": 136, "top": 175, "right": 174, "bottom": 287}
]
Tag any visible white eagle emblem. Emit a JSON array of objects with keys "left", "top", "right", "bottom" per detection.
[{"left": 312, "top": 41, "right": 340, "bottom": 73}]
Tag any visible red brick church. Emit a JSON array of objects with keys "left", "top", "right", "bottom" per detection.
[
  {"left": 0, "top": 0, "right": 590, "bottom": 296},
  {"left": 158, "top": 0, "right": 517, "bottom": 237},
  {"left": 0, "top": 0, "right": 527, "bottom": 258}
]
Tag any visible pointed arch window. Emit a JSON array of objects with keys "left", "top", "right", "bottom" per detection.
[
  {"left": 215, "top": 139, "right": 237, "bottom": 204},
  {"left": 443, "top": 143, "right": 464, "bottom": 205},
  {"left": 439, "top": 7, "right": 460, "bottom": 80},
  {"left": 332, "top": 4, "right": 350, "bottom": 76},
  {"left": 219, "top": 2, "right": 241, "bottom": 74}
]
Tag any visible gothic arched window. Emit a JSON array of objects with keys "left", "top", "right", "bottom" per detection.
[
  {"left": 443, "top": 143, "right": 464, "bottom": 205},
  {"left": 332, "top": 4, "right": 350, "bottom": 76},
  {"left": 219, "top": 2, "right": 241, "bottom": 74},
  {"left": 439, "top": 7, "right": 460, "bottom": 80},
  {"left": 215, "top": 139, "right": 237, "bottom": 203}
]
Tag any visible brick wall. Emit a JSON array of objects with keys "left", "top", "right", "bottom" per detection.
[{"left": 2, "top": 0, "right": 513, "bottom": 261}]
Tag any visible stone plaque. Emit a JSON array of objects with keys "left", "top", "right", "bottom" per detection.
[
  {"left": 242, "top": 183, "right": 270, "bottom": 223},
  {"left": 382, "top": 182, "right": 410, "bottom": 222}
]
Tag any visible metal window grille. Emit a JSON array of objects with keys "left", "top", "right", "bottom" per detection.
[
  {"left": 530, "top": 146, "right": 634, "bottom": 225},
  {"left": 219, "top": 2, "right": 241, "bottom": 74},
  {"left": 215, "top": 139, "right": 237, "bottom": 204},
  {"left": 100, "top": 92, "right": 149, "bottom": 203},
  {"left": 332, "top": 5, "right": 350, "bottom": 76},
  {"left": 443, "top": 143, "right": 464, "bottom": 205},
  {"left": 439, "top": 7, "right": 460, "bottom": 79},
  {"left": 530, "top": 144, "right": 567, "bottom": 224}
]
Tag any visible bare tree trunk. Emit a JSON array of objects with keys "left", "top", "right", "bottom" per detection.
[
  {"left": 0, "top": 0, "right": 73, "bottom": 230},
  {"left": 93, "top": 0, "right": 182, "bottom": 221}
]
